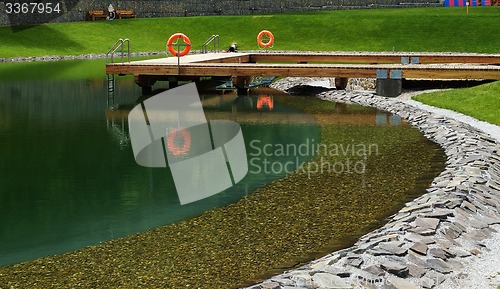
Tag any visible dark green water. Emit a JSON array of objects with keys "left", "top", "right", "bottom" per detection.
[{"left": 0, "top": 59, "right": 415, "bottom": 268}]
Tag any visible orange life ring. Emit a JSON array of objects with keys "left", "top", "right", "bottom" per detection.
[
  {"left": 167, "top": 33, "right": 191, "bottom": 57},
  {"left": 167, "top": 128, "right": 191, "bottom": 156},
  {"left": 257, "top": 95, "right": 274, "bottom": 111},
  {"left": 257, "top": 30, "right": 274, "bottom": 49}
]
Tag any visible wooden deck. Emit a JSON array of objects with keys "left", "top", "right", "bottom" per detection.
[{"left": 105, "top": 52, "right": 500, "bottom": 91}]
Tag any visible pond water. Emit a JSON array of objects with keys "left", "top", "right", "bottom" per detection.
[{"left": 0, "top": 59, "right": 441, "bottom": 269}]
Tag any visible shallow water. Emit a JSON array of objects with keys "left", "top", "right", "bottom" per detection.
[{"left": 0, "top": 59, "right": 440, "bottom": 271}]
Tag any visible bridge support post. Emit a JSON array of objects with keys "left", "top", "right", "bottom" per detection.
[
  {"left": 335, "top": 77, "right": 349, "bottom": 90},
  {"left": 134, "top": 75, "right": 157, "bottom": 95},
  {"left": 168, "top": 76, "right": 179, "bottom": 89},
  {"left": 232, "top": 76, "right": 251, "bottom": 95}
]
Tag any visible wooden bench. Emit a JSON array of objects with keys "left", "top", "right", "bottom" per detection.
[
  {"left": 87, "top": 10, "right": 107, "bottom": 21},
  {"left": 116, "top": 10, "right": 137, "bottom": 19}
]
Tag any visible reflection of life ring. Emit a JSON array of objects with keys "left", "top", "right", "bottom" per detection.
[
  {"left": 257, "top": 95, "right": 274, "bottom": 111},
  {"left": 167, "top": 33, "right": 191, "bottom": 57},
  {"left": 167, "top": 128, "right": 191, "bottom": 156},
  {"left": 257, "top": 30, "right": 274, "bottom": 49}
]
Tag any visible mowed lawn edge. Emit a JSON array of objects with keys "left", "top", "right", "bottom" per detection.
[{"left": 413, "top": 81, "right": 500, "bottom": 126}]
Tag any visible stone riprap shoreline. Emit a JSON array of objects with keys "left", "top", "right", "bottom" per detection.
[
  {"left": 245, "top": 79, "right": 500, "bottom": 289},
  {"left": 0, "top": 51, "right": 167, "bottom": 63}
]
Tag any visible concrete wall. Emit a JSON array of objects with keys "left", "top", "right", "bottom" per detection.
[{"left": 0, "top": 0, "right": 441, "bottom": 26}]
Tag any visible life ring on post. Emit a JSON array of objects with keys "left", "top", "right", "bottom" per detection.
[
  {"left": 167, "top": 33, "right": 192, "bottom": 57},
  {"left": 257, "top": 30, "right": 274, "bottom": 49},
  {"left": 167, "top": 128, "right": 191, "bottom": 156}
]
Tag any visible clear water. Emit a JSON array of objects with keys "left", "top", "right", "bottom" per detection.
[{"left": 0, "top": 59, "right": 409, "bottom": 267}]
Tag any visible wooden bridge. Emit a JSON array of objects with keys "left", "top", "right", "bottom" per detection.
[{"left": 105, "top": 52, "right": 500, "bottom": 94}]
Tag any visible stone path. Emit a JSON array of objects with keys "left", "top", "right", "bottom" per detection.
[{"left": 244, "top": 79, "right": 500, "bottom": 289}]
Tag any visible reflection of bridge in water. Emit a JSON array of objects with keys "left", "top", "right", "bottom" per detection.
[{"left": 106, "top": 92, "right": 405, "bottom": 127}]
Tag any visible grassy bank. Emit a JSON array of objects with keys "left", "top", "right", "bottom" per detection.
[
  {"left": 1, "top": 7, "right": 499, "bottom": 58},
  {"left": 413, "top": 81, "right": 500, "bottom": 126}
]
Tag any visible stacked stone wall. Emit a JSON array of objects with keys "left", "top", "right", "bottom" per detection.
[{"left": 0, "top": 0, "right": 441, "bottom": 26}]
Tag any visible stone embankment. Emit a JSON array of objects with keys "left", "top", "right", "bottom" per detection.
[
  {"left": 0, "top": 51, "right": 167, "bottom": 63},
  {"left": 245, "top": 79, "right": 500, "bottom": 289}
]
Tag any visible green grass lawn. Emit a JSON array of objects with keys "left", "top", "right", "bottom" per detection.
[
  {"left": 413, "top": 81, "right": 500, "bottom": 126},
  {"left": 0, "top": 7, "right": 499, "bottom": 58}
]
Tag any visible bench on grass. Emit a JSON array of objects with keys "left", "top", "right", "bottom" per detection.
[
  {"left": 87, "top": 10, "right": 107, "bottom": 21},
  {"left": 116, "top": 10, "right": 137, "bottom": 19}
]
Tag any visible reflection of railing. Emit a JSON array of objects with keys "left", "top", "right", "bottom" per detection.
[
  {"left": 201, "top": 35, "right": 220, "bottom": 54},
  {"left": 106, "top": 116, "right": 131, "bottom": 147},
  {"left": 106, "top": 38, "right": 130, "bottom": 64}
]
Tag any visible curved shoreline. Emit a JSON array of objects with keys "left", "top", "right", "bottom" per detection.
[{"left": 247, "top": 80, "right": 500, "bottom": 289}]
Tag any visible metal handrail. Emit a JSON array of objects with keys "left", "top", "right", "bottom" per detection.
[
  {"left": 201, "top": 35, "right": 220, "bottom": 54},
  {"left": 106, "top": 38, "right": 130, "bottom": 64}
]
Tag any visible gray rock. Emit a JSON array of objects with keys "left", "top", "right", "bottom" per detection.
[
  {"left": 453, "top": 218, "right": 468, "bottom": 232},
  {"left": 404, "top": 233, "right": 435, "bottom": 245},
  {"left": 444, "top": 198, "right": 463, "bottom": 209},
  {"left": 454, "top": 207, "right": 471, "bottom": 219},
  {"left": 429, "top": 248, "right": 448, "bottom": 260},
  {"left": 422, "top": 209, "right": 453, "bottom": 220},
  {"left": 447, "top": 259, "right": 464, "bottom": 271},
  {"left": 420, "top": 276, "right": 435, "bottom": 289},
  {"left": 468, "top": 218, "right": 489, "bottom": 229},
  {"left": 380, "top": 261, "right": 409, "bottom": 278},
  {"left": 407, "top": 252, "right": 430, "bottom": 268},
  {"left": 346, "top": 257, "right": 363, "bottom": 268},
  {"left": 464, "top": 230, "right": 489, "bottom": 242},
  {"left": 461, "top": 200, "right": 477, "bottom": 213},
  {"left": 447, "top": 247, "right": 471, "bottom": 258},
  {"left": 464, "top": 166, "right": 482, "bottom": 177},
  {"left": 408, "top": 227, "right": 435, "bottom": 236},
  {"left": 378, "top": 242, "right": 407, "bottom": 256},
  {"left": 386, "top": 276, "right": 422, "bottom": 289},
  {"left": 327, "top": 254, "right": 341, "bottom": 265},
  {"left": 426, "top": 258, "right": 453, "bottom": 274},
  {"left": 407, "top": 263, "right": 425, "bottom": 278},
  {"left": 410, "top": 242, "right": 428, "bottom": 255},
  {"left": 350, "top": 267, "right": 383, "bottom": 286},
  {"left": 479, "top": 214, "right": 500, "bottom": 225},
  {"left": 363, "top": 265, "right": 385, "bottom": 277},
  {"left": 312, "top": 273, "right": 350, "bottom": 288},
  {"left": 400, "top": 204, "right": 431, "bottom": 214},
  {"left": 424, "top": 270, "right": 447, "bottom": 285},
  {"left": 320, "top": 266, "right": 351, "bottom": 278},
  {"left": 367, "top": 248, "right": 393, "bottom": 256},
  {"left": 369, "top": 234, "right": 399, "bottom": 244},
  {"left": 471, "top": 248, "right": 481, "bottom": 255},
  {"left": 415, "top": 217, "right": 441, "bottom": 230},
  {"left": 442, "top": 227, "right": 461, "bottom": 240},
  {"left": 271, "top": 278, "right": 295, "bottom": 286},
  {"left": 261, "top": 282, "right": 281, "bottom": 289}
]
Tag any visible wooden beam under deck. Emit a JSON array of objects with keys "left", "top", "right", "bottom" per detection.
[
  {"left": 107, "top": 62, "right": 500, "bottom": 80},
  {"left": 248, "top": 52, "right": 500, "bottom": 65}
]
